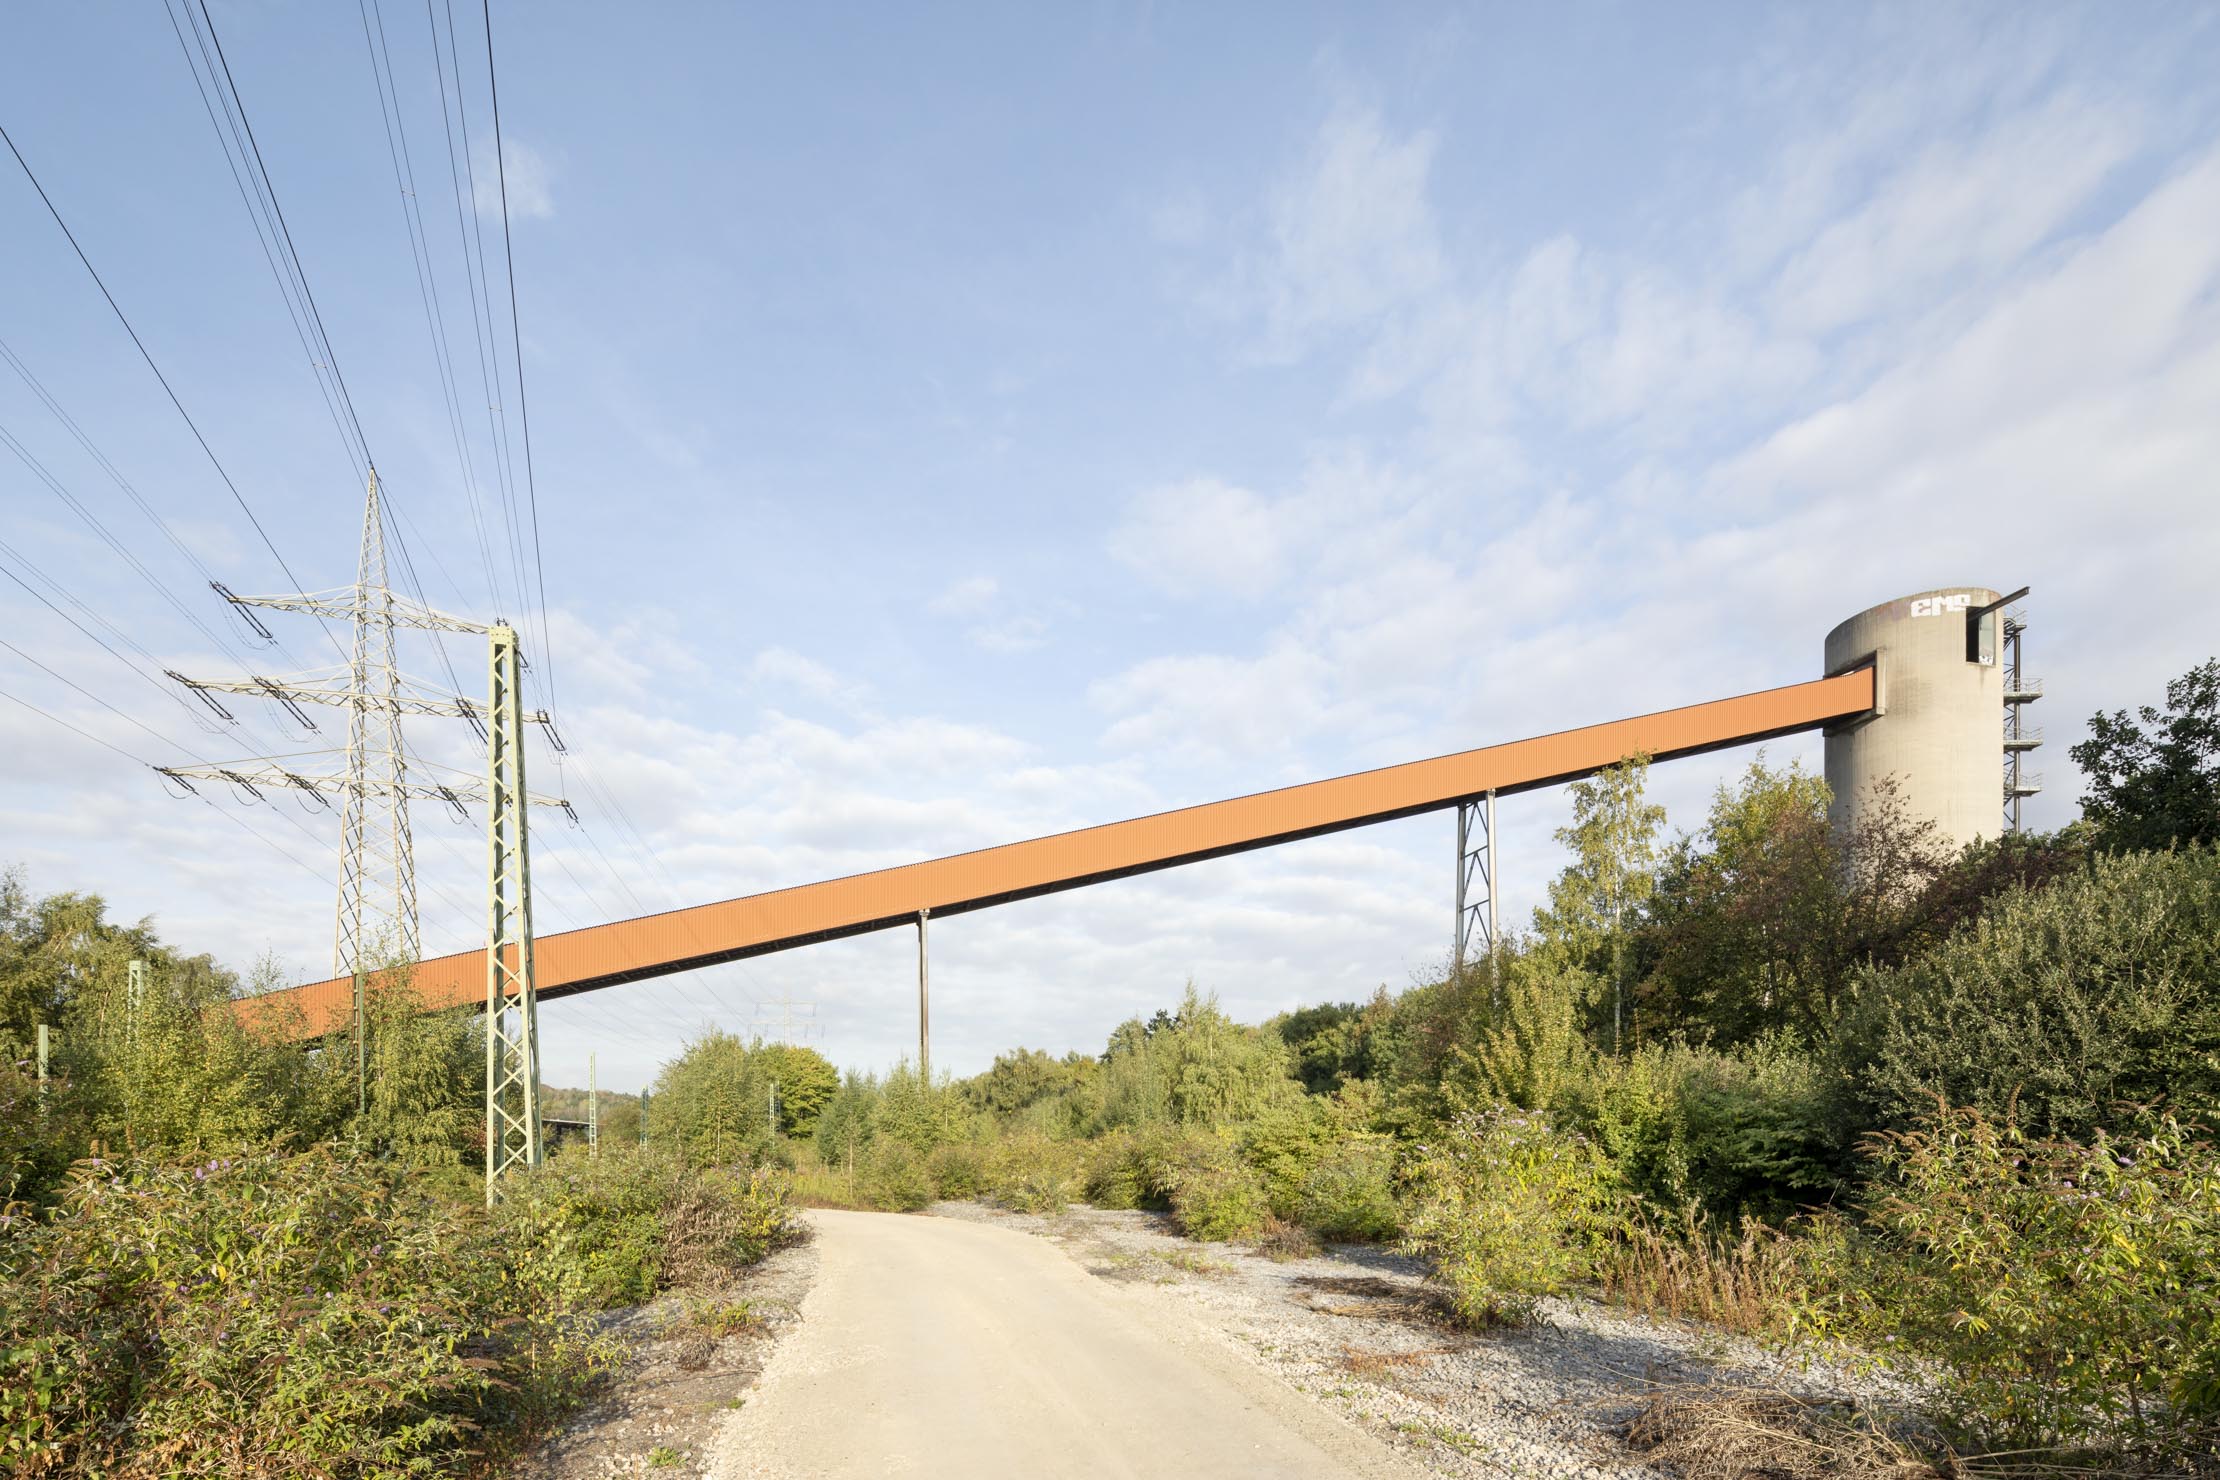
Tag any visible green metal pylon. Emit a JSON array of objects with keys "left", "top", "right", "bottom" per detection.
[{"left": 484, "top": 622, "right": 543, "bottom": 1204}]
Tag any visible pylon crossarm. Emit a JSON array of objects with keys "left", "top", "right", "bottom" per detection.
[
  {"left": 167, "top": 668, "right": 553, "bottom": 727},
  {"left": 155, "top": 761, "right": 570, "bottom": 810},
  {"left": 222, "top": 584, "right": 494, "bottom": 637}
]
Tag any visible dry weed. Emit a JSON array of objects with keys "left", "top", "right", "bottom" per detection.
[
  {"left": 1601, "top": 1216, "right": 1808, "bottom": 1337},
  {"left": 1251, "top": 1215, "right": 1323, "bottom": 1262},
  {"left": 1625, "top": 1386, "right": 1940, "bottom": 1480}
]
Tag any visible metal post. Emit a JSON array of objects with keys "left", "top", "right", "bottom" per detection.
[
  {"left": 353, "top": 969, "right": 367, "bottom": 1118},
  {"left": 1453, "top": 803, "right": 1468, "bottom": 987},
  {"left": 917, "top": 907, "right": 931, "bottom": 1083},
  {"left": 1486, "top": 788, "right": 1499, "bottom": 995},
  {"left": 769, "top": 1079, "right": 780, "bottom": 1138},
  {"left": 35, "top": 1023, "right": 49, "bottom": 1109},
  {"left": 588, "top": 1052, "right": 599, "bottom": 1158},
  {"left": 485, "top": 623, "right": 543, "bottom": 1204},
  {"left": 639, "top": 1089, "right": 650, "bottom": 1145}
]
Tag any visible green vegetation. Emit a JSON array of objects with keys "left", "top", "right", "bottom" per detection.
[
  {"left": 3, "top": 658, "right": 2216, "bottom": 1473},
  {"left": 0, "top": 874, "right": 800, "bottom": 1476},
  {"left": 783, "top": 661, "right": 2220, "bottom": 1471}
]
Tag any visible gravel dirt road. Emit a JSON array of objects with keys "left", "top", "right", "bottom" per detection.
[{"left": 709, "top": 1208, "right": 1425, "bottom": 1479}]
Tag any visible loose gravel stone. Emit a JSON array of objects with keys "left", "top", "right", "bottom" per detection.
[
  {"left": 929, "top": 1200, "right": 1913, "bottom": 1479},
  {"left": 516, "top": 1234, "right": 819, "bottom": 1480}
]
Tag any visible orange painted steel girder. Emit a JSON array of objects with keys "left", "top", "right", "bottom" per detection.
[{"left": 239, "top": 667, "right": 1875, "bottom": 1040}]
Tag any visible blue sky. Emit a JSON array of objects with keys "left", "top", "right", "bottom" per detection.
[{"left": 4, "top": 3, "right": 2217, "bottom": 1091}]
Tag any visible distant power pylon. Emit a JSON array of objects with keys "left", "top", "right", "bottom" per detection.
[
  {"left": 160, "top": 472, "right": 570, "bottom": 976},
  {"left": 752, "top": 988, "right": 822, "bottom": 1045}
]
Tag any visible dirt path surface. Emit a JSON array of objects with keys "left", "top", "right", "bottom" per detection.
[{"left": 708, "top": 1208, "right": 1426, "bottom": 1479}]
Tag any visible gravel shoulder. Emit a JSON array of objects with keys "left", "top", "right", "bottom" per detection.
[
  {"left": 514, "top": 1233, "right": 820, "bottom": 1480},
  {"left": 927, "top": 1201, "right": 1911, "bottom": 1479}
]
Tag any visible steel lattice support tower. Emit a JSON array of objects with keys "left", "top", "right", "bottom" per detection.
[
  {"left": 1453, "top": 790, "right": 1498, "bottom": 989},
  {"left": 484, "top": 622, "right": 544, "bottom": 1201},
  {"left": 334, "top": 472, "right": 419, "bottom": 975}
]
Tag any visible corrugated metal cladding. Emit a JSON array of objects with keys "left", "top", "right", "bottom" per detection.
[{"left": 240, "top": 668, "right": 1874, "bottom": 1040}]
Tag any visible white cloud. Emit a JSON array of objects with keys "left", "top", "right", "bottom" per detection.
[
  {"left": 1256, "top": 102, "right": 1446, "bottom": 355},
  {"left": 748, "top": 647, "right": 869, "bottom": 707},
  {"left": 1108, "top": 477, "right": 1286, "bottom": 599},
  {"left": 1770, "top": 94, "right": 2142, "bottom": 335},
  {"left": 927, "top": 575, "right": 999, "bottom": 618},
  {"left": 969, "top": 615, "right": 1048, "bottom": 653},
  {"left": 474, "top": 137, "right": 555, "bottom": 220}
]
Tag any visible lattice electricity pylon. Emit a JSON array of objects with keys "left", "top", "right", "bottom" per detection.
[
  {"left": 752, "top": 990, "right": 823, "bottom": 1044},
  {"left": 485, "top": 622, "right": 544, "bottom": 1202},
  {"left": 163, "top": 472, "right": 568, "bottom": 976},
  {"left": 1453, "top": 790, "right": 1498, "bottom": 988}
]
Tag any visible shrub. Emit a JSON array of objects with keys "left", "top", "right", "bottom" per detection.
[
  {"left": 1864, "top": 1105, "right": 2220, "bottom": 1456},
  {"left": 500, "top": 1150, "right": 670, "bottom": 1308},
  {"left": 0, "top": 1147, "right": 616, "bottom": 1476},
  {"left": 984, "top": 1135, "right": 1084, "bottom": 1213},
  {"left": 1297, "top": 1136, "right": 1401, "bottom": 1241},
  {"left": 501, "top": 1150, "right": 797, "bottom": 1302},
  {"left": 1237, "top": 1101, "right": 1340, "bottom": 1219},
  {"left": 1402, "top": 1109, "right": 1620, "bottom": 1327},
  {"left": 1083, "top": 1126, "right": 1219, "bottom": 1211},
  {"left": 858, "top": 1141, "right": 934, "bottom": 1212},
  {"left": 926, "top": 1141, "right": 987, "bottom": 1200},
  {"left": 1170, "top": 1161, "right": 1270, "bottom": 1242},
  {"left": 1848, "top": 845, "right": 2220, "bottom": 1142}
]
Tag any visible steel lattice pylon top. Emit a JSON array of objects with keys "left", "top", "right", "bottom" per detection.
[{"left": 161, "top": 472, "right": 568, "bottom": 978}]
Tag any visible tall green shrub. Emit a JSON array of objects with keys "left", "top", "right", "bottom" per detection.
[
  {"left": 1865, "top": 1106, "right": 2220, "bottom": 1455},
  {"left": 1849, "top": 846, "right": 2220, "bottom": 1140}
]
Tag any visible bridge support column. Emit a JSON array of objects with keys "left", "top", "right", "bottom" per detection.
[
  {"left": 485, "top": 623, "right": 543, "bottom": 1205},
  {"left": 1454, "top": 790, "right": 1498, "bottom": 997},
  {"left": 917, "top": 908, "right": 931, "bottom": 1083}
]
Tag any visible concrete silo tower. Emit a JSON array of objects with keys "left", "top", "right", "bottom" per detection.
[{"left": 1822, "top": 586, "right": 2033, "bottom": 855}]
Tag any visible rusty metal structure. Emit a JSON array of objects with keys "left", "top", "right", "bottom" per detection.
[{"left": 240, "top": 667, "right": 1876, "bottom": 1041}]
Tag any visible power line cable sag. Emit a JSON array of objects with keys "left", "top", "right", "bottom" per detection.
[
  {"left": 0, "top": 120, "right": 345, "bottom": 665},
  {"left": 480, "top": 0, "right": 559, "bottom": 717}
]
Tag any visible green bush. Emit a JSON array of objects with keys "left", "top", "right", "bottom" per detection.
[
  {"left": 1297, "top": 1136, "right": 1401, "bottom": 1241},
  {"left": 1083, "top": 1126, "right": 1219, "bottom": 1211},
  {"left": 1864, "top": 1105, "right": 2220, "bottom": 1456},
  {"left": 1403, "top": 1109, "right": 1621, "bottom": 1327},
  {"left": 984, "top": 1135, "right": 1084, "bottom": 1213},
  {"left": 1236, "top": 1101, "right": 1340, "bottom": 1219},
  {"left": 926, "top": 1141, "right": 987, "bottom": 1200},
  {"left": 0, "top": 1148, "right": 615, "bottom": 1476},
  {"left": 858, "top": 1141, "right": 934, "bottom": 1212},
  {"left": 1848, "top": 845, "right": 2220, "bottom": 1142},
  {"left": 500, "top": 1150, "right": 670, "bottom": 1308},
  {"left": 1170, "top": 1161, "right": 1270, "bottom": 1242},
  {"left": 1565, "top": 1042, "right": 1843, "bottom": 1221}
]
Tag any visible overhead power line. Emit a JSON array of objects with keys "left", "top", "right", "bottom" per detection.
[
  {"left": 0, "top": 120, "right": 334, "bottom": 639},
  {"left": 481, "top": 0, "right": 558, "bottom": 717}
]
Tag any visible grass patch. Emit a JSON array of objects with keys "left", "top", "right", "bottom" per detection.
[
  {"left": 680, "top": 1295, "right": 766, "bottom": 1338},
  {"left": 1155, "top": 1248, "right": 1233, "bottom": 1278}
]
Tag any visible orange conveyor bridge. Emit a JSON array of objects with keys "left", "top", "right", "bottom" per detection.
[{"left": 240, "top": 667, "right": 1876, "bottom": 1040}]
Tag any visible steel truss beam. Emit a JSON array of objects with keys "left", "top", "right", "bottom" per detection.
[{"left": 1453, "top": 789, "right": 1498, "bottom": 989}]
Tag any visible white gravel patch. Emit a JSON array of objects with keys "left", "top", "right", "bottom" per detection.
[{"left": 930, "top": 1200, "right": 1915, "bottom": 1479}]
